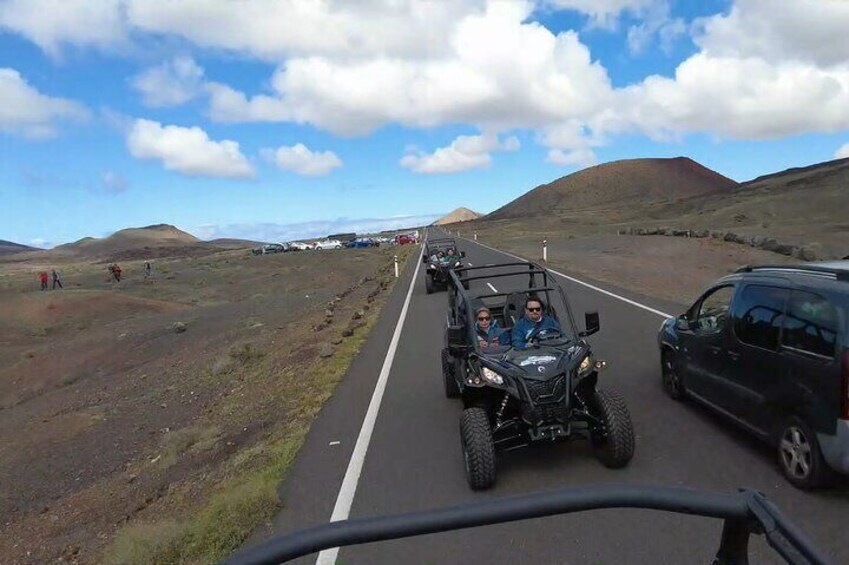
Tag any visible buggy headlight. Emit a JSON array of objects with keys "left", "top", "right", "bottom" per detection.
[
  {"left": 481, "top": 367, "right": 504, "bottom": 385},
  {"left": 578, "top": 356, "right": 592, "bottom": 377},
  {"left": 454, "top": 261, "right": 461, "bottom": 267},
  {"left": 430, "top": 263, "right": 436, "bottom": 269}
]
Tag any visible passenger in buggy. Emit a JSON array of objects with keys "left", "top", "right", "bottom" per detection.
[{"left": 474, "top": 306, "right": 508, "bottom": 350}]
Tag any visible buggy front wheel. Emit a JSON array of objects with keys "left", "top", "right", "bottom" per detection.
[
  {"left": 425, "top": 275, "right": 434, "bottom": 294},
  {"left": 590, "top": 388, "right": 635, "bottom": 469},
  {"left": 460, "top": 407, "right": 496, "bottom": 490}
]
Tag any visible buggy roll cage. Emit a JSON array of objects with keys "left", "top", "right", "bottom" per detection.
[
  {"left": 424, "top": 237, "right": 458, "bottom": 252},
  {"left": 447, "top": 262, "right": 580, "bottom": 348},
  {"left": 224, "top": 484, "right": 830, "bottom": 565}
]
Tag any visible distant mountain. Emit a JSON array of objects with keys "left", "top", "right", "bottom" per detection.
[
  {"left": 53, "top": 224, "right": 202, "bottom": 258},
  {"left": 487, "top": 157, "right": 738, "bottom": 220},
  {"left": 433, "top": 207, "right": 482, "bottom": 225},
  {"left": 0, "top": 239, "right": 37, "bottom": 256},
  {"left": 742, "top": 157, "right": 849, "bottom": 189}
]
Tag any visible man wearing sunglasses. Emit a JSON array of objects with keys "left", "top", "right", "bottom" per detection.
[{"left": 511, "top": 296, "right": 561, "bottom": 350}]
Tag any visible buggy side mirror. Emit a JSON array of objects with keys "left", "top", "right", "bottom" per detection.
[
  {"left": 460, "top": 251, "right": 466, "bottom": 258},
  {"left": 579, "top": 311, "right": 600, "bottom": 337},
  {"left": 447, "top": 324, "right": 468, "bottom": 353}
]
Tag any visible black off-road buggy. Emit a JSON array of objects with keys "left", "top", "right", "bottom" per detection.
[
  {"left": 442, "top": 262, "right": 635, "bottom": 490},
  {"left": 422, "top": 237, "right": 467, "bottom": 294}
]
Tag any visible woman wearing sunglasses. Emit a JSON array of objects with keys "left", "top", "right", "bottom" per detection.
[{"left": 474, "top": 306, "right": 508, "bottom": 350}]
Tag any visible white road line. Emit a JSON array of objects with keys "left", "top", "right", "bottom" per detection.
[
  {"left": 466, "top": 238, "right": 673, "bottom": 319},
  {"left": 315, "top": 253, "right": 422, "bottom": 565},
  {"left": 486, "top": 282, "right": 498, "bottom": 293}
]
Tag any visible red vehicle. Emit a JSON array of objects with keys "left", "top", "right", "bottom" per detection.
[{"left": 394, "top": 233, "right": 418, "bottom": 245}]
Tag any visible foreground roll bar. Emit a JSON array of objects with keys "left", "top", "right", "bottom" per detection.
[{"left": 225, "top": 484, "right": 831, "bottom": 565}]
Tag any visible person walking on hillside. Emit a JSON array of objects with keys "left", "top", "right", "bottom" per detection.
[
  {"left": 108, "top": 263, "right": 122, "bottom": 283},
  {"left": 38, "top": 271, "right": 49, "bottom": 291},
  {"left": 51, "top": 269, "right": 63, "bottom": 290},
  {"left": 144, "top": 261, "right": 152, "bottom": 279}
]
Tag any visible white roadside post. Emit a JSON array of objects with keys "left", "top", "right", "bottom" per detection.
[
  {"left": 542, "top": 239, "right": 548, "bottom": 262},
  {"left": 394, "top": 255, "right": 399, "bottom": 278},
  {"left": 474, "top": 233, "right": 478, "bottom": 241}
]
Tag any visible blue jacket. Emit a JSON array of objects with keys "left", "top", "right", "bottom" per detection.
[
  {"left": 511, "top": 316, "right": 562, "bottom": 349},
  {"left": 475, "top": 320, "right": 508, "bottom": 350}
]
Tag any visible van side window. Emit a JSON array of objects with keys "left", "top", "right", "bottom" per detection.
[
  {"left": 782, "top": 290, "right": 839, "bottom": 358},
  {"left": 732, "top": 285, "right": 788, "bottom": 351},
  {"left": 692, "top": 286, "right": 735, "bottom": 332}
]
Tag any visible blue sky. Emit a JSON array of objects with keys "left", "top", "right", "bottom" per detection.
[{"left": 2, "top": 0, "right": 849, "bottom": 247}]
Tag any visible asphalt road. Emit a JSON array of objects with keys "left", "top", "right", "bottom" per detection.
[{"left": 250, "top": 229, "right": 847, "bottom": 564}]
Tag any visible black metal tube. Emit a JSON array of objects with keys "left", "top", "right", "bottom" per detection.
[
  {"left": 755, "top": 494, "right": 832, "bottom": 565},
  {"left": 225, "top": 485, "right": 749, "bottom": 565}
]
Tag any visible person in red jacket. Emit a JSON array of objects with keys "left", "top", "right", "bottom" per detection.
[{"left": 38, "top": 271, "right": 49, "bottom": 291}]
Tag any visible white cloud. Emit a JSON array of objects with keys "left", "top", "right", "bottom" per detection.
[
  {"left": 261, "top": 143, "right": 342, "bottom": 176},
  {"left": 132, "top": 55, "right": 204, "bottom": 107},
  {"left": 102, "top": 171, "right": 128, "bottom": 194},
  {"left": 0, "top": 68, "right": 89, "bottom": 138},
  {"left": 3, "top": 0, "right": 849, "bottom": 157},
  {"left": 544, "top": 0, "right": 657, "bottom": 28},
  {"left": 401, "top": 133, "right": 520, "bottom": 174},
  {"left": 626, "top": 1, "right": 685, "bottom": 55},
  {"left": 126, "top": 119, "right": 254, "bottom": 178},
  {"left": 547, "top": 148, "right": 596, "bottom": 167},
  {"left": 206, "top": 2, "right": 614, "bottom": 136},
  {"left": 836, "top": 143, "right": 849, "bottom": 160},
  {"left": 694, "top": 0, "right": 849, "bottom": 67},
  {"left": 618, "top": 54, "right": 849, "bottom": 140},
  {"left": 0, "top": 0, "right": 126, "bottom": 56}
]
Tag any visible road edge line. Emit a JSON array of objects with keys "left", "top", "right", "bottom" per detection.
[{"left": 315, "top": 249, "right": 423, "bottom": 565}]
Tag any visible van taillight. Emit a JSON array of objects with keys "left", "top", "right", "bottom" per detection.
[{"left": 842, "top": 350, "right": 849, "bottom": 420}]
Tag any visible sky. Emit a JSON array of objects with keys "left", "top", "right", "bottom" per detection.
[{"left": 2, "top": 0, "right": 849, "bottom": 248}]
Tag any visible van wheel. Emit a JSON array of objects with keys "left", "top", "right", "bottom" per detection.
[
  {"left": 778, "top": 418, "right": 830, "bottom": 490},
  {"left": 442, "top": 348, "right": 459, "bottom": 398},
  {"left": 460, "top": 407, "right": 496, "bottom": 490},
  {"left": 661, "top": 350, "right": 686, "bottom": 400}
]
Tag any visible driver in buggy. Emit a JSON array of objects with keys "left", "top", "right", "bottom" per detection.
[
  {"left": 443, "top": 247, "right": 461, "bottom": 263},
  {"left": 511, "top": 296, "right": 562, "bottom": 350}
]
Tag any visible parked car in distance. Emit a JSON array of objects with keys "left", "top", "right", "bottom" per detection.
[
  {"left": 658, "top": 261, "right": 849, "bottom": 489},
  {"left": 394, "top": 233, "right": 418, "bottom": 245},
  {"left": 314, "top": 239, "right": 343, "bottom": 250},
  {"left": 346, "top": 238, "right": 379, "bottom": 248},
  {"left": 252, "top": 243, "right": 288, "bottom": 255}
]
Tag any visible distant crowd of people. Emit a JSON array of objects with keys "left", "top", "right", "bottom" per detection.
[{"left": 36, "top": 261, "right": 153, "bottom": 290}]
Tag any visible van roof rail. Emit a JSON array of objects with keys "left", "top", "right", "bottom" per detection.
[{"left": 735, "top": 264, "right": 849, "bottom": 282}]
